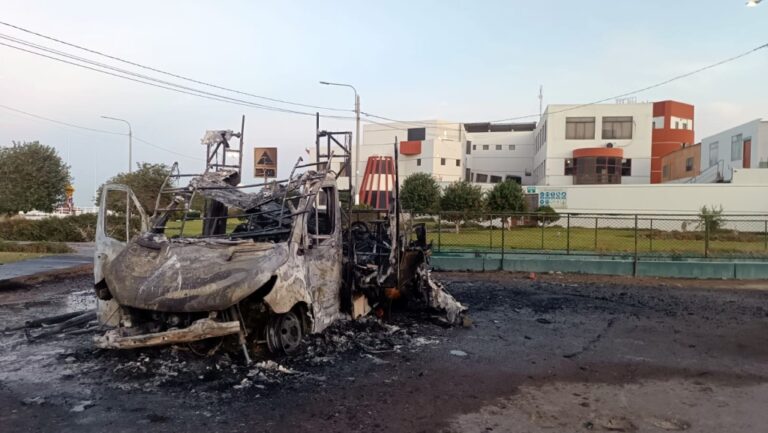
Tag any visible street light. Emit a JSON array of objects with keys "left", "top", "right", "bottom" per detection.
[
  {"left": 101, "top": 116, "right": 133, "bottom": 173},
  {"left": 319, "top": 81, "right": 360, "bottom": 204}
]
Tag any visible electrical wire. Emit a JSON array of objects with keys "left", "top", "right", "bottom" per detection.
[
  {"left": 0, "top": 20, "right": 352, "bottom": 113},
  {"left": 0, "top": 103, "right": 203, "bottom": 161},
  {"left": 0, "top": 38, "right": 355, "bottom": 120}
]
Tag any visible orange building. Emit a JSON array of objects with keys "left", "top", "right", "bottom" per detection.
[{"left": 651, "top": 100, "right": 695, "bottom": 183}]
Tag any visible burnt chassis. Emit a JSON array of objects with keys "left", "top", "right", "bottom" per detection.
[{"left": 94, "top": 162, "right": 464, "bottom": 354}]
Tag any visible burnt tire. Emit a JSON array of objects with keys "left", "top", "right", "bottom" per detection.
[{"left": 266, "top": 310, "right": 304, "bottom": 355}]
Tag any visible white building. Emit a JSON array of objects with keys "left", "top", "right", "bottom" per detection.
[
  {"left": 532, "top": 103, "right": 654, "bottom": 186},
  {"left": 699, "top": 118, "right": 768, "bottom": 182},
  {"left": 464, "top": 122, "right": 536, "bottom": 185},
  {"left": 359, "top": 120, "right": 465, "bottom": 187}
]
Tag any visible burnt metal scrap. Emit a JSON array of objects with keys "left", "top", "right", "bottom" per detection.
[{"left": 93, "top": 120, "right": 465, "bottom": 357}]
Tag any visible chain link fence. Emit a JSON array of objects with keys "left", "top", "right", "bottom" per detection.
[{"left": 423, "top": 212, "right": 768, "bottom": 259}]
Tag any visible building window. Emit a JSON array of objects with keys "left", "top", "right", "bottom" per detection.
[
  {"left": 416, "top": 158, "right": 421, "bottom": 166},
  {"left": 675, "top": 121, "right": 679, "bottom": 129},
  {"left": 731, "top": 134, "right": 743, "bottom": 161},
  {"left": 472, "top": 144, "right": 477, "bottom": 150},
  {"left": 662, "top": 164, "right": 670, "bottom": 179},
  {"left": 602, "top": 116, "right": 633, "bottom": 139},
  {"left": 407, "top": 127, "right": 426, "bottom": 141},
  {"left": 440, "top": 158, "right": 446, "bottom": 166},
  {"left": 709, "top": 142, "right": 719, "bottom": 167},
  {"left": 506, "top": 175, "right": 522, "bottom": 183},
  {"left": 455, "top": 159, "right": 460, "bottom": 167},
  {"left": 685, "top": 157, "right": 694, "bottom": 172},
  {"left": 573, "top": 156, "right": 622, "bottom": 184},
  {"left": 482, "top": 145, "right": 489, "bottom": 150},
  {"left": 475, "top": 173, "right": 488, "bottom": 183},
  {"left": 495, "top": 144, "right": 502, "bottom": 150},
  {"left": 565, "top": 117, "right": 595, "bottom": 140},
  {"left": 490, "top": 175, "right": 502, "bottom": 184},
  {"left": 508, "top": 145, "right": 516, "bottom": 151},
  {"left": 564, "top": 159, "right": 575, "bottom": 175},
  {"left": 466, "top": 141, "right": 472, "bottom": 155},
  {"left": 465, "top": 168, "right": 471, "bottom": 181},
  {"left": 621, "top": 159, "right": 632, "bottom": 176}
]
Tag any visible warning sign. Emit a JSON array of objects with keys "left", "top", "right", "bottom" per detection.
[{"left": 253, "top": 147, "right": 277, "bottom": 178}]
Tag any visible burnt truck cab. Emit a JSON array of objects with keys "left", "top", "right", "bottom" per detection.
[
  {"left": 94, "top": 128, "right": 465, "bottom": 356},
  {"left": 94, "top": 168, "right": 353, "bottom": 354}
]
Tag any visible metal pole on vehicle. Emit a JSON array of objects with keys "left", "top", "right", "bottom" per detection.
[
  {"left": 101, "top": 116, "right": 132, "bottom": 173},
  {"left": 319, "top": 81, "right": 359, "bottom": 204}
]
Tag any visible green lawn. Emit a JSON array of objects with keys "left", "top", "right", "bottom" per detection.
[
  {"left": 428, "top": 226, "right": 768, "bottom": 258},
  {"left": 0, "top": 252, "right": 46, "bottom": 264}
]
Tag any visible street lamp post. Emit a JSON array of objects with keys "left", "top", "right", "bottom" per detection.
[
  {"left": 319, "top": 81, "right": 360, "bottom": 204},
  {"left": 101, "top": 116, "right": 133, "bottom": 173}
]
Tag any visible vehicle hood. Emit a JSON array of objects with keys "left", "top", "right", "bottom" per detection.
[{"left": 104, "top": 237, "right": 290, "bottom": 312}]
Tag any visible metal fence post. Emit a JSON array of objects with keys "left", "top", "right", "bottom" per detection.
[
  {"left": 501, "top": 215, "right": 506, "bottom": 269},
  {"left": 540, "top": 219, "right": 545, "bottom": 249},
  {"left": 594, "top": 217, "right": 598, "bottom": 252},
  {"left": 489, "top": 215, "right": 493, "bottom": 251},
  {"left": 649, "top": 218, "right": 653, "bottom": 253},
  {"left": 704, "top": 218, "right": 710, "bottom": 258},
  {"left": 764, "top": 220, "right": 767, "bottom": 250},
  {"left": 566, "top": 214, "right": 571, "bottom": 254},
  {"left": 437, "top": 212, "right": 442, "bottom": 253},
  {"left": 634, "top": 214, "right": 639, "bottom": 260}
]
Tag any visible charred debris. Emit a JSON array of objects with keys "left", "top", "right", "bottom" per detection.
[{"left": 93, "top": 117, "right": 465, "bottom": 359}]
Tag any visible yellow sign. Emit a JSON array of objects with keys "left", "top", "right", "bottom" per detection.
[{"left": 253, "top": 147, "right": 277, "bottom": 178}]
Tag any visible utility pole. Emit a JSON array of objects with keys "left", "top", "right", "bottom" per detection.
[
  {"left": 101, "top": 116, "right": 133, "bottom": 173},
  {"left": 320, "top": 81, "right": 360, "bottom": 204}
]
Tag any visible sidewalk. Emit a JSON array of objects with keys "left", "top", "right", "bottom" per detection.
[{"left": 0, "top": 243, "right": 93, "bottom": 281}]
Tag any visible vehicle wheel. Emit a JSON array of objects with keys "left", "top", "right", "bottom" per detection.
[{"left": 266, "top": 310, "right": 304, "bottom": 355}]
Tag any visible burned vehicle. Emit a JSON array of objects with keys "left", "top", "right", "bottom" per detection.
[{"left": 94, "top": 124, "right": 465, "bottom": 356}]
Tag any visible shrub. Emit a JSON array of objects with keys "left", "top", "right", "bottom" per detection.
[
  {"left": 698, "top": 205, "right": 724, "bottom": 233},
  {"left": 535, "top": 205, "right": 560, "bottom": 226}
]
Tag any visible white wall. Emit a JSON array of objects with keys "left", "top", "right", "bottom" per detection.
[
  {"left": 699, "top": 119, "right": 766, "bottom": 181},
  {"left": 533, "top": 103, "right": 654, "bottom": 185},
  {"left": 527, "top": 183, "right": 768, "bottom": 215},
  {"left": 465, "top": 129, "right": 535, "bottom": 185}
]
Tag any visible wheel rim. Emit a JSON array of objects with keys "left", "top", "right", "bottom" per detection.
[{"left": 267, "top": 311, "right": 303, "bottom": 354}]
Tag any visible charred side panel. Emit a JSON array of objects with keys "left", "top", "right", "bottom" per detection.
[{"left": 104, "top": 238, "right": 288, "bottom": 312}]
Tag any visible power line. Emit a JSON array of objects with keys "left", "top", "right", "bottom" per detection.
[
  {"left": 359, "top": 42, "right": 768, "bottom": 128},
  {"left": 0, "top": 20, "right": 352, "bottom": 113},
  {"left": 0, "top": 37, "right": 355, "bottom": 120},
  {"left": 0, "top": 103, "right": 203, "bottom": 161}
]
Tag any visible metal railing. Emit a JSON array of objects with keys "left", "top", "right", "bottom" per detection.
[{"left": 423, "top": 212, "right": 768, "bottom": 259}]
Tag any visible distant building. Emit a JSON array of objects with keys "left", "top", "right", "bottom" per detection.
[
  {"left": 660, "top": 143, "right": 700, "bottom": 183},
  {"left": 352, "top": 100, "right": 699, "bottom": 200},
  {"left": 698, "top": 118, "right": 768, "bottom": 182}
]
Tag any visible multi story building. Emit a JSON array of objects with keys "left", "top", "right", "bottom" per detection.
[
  {"left": 352, "top": 100, "right": 696, "bottom": 203},
  {"left": 699, "top": 118, "right": 768, "bottom": 182},
  {"left": 531, "top": 103, "right": 654, "bottom": 185},
  {"left": 463, "top": 122, "right": 536, "bottom": 185},
  {"left": 651, "top": 100, "right": 695, "bottom": 183}
]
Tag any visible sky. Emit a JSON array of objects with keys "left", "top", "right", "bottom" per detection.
[{"left": 0, "top": 0, "right": 766, "bottom": 206}]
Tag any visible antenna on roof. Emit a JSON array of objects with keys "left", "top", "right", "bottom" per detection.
[{"left": 538, "top": 85, "right": 543, "bottom": 123}]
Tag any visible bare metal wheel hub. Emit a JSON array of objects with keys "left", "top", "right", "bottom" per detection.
[{"left": 266, "top": 311, "right": 303, "bottom": 354}]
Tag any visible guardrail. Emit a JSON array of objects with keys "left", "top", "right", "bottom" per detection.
[{"left": 422, "top": 212, "right": 768, "bottom": 259}]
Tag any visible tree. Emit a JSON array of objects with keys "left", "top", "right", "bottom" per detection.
[
  {"left": 0, "top": 141, "right": 71, "bottom": 215},
  {"left": 440, "top": 180, "right": 484, "bottom": 233},
  {"left": 484, "top": 180, "right": 527, "bottom": 230},
  {"left": 485, "top": 180, "right": 526, "bottom": 213},
  {"left": 400, "top": 173, "right": 441, "bottom": 214},
  {"left": 698, "top": 205, "right": 724, "bottom": 233},
  {"left": 95, "top": 163, "right": 172, "bottom": 215},
  {"left": 535, "top": 205, "right": 560, "bottom": 226}
]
